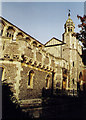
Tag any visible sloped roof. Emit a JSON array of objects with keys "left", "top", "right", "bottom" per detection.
[
  {"left": 0, "top": 16, "right": 65, "bottom": 47},
  {"left": 44, "top": 37, "right": 65, "bottom": 47},
  {"left": 0, "top": 16, "right": 44, "bottom": 46}
]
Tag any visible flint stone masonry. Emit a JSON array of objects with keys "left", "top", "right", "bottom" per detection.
[
  {"left": 1, "top": 62, "right": 19, "bottom": 96},
  {"left": 19, "top": 65, "right": 52, "bottom": 100},
  {"left": 44, "top": 57, "right": 49, "bottom": 65},
  {"left": 51, "top": 60, "right": 55, "bottom": 67},
  {"left": 24, "top": 47, "right": 34, "bottom": 58},
  {"left": 36, "top": 52, "right": 42, "bottom": 62},
  {"left": 3, "top": 63, "right": 17, "bottom": 81},
  {"left": 4, "top": 43, "right": 19, "bottom": 55}
]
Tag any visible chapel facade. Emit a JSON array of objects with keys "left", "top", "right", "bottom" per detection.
[{"left": 0, "top": 13, "right": 84, "bottom": 107}]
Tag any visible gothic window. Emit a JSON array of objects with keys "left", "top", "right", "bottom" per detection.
[
  {"left": 0, "top": 29, "right": 3, "bottom": 36},
  {"left": 7, "top": 26, "right": 15, "bottom": 38},
  {"left": 28, "top": 70, "right": 34, "bottom": 88},
  {"left": 72, "top": 79, "right": 74, "bottom": 84},
  {"left": 32, "top": 41, "right": 37, "bottom": 47},
  {"left": 68, "top": 27, "right": 72, "bottom": 32},
  {"left": 26, "top": 37, "right": 31, "bottom": 42},
  {"left": 7, "top": 32, "right": 9, "bottom": 37},
  {"left": 79, "top": 72, "right": 82, "bottom": 80},
  {"left": 9, "top": 33, "right": 11, "bottom": 37},
  {"left": 38, "top": 45, "right": 42, "bottom": 48},
  {"left": 73, "top": 61, "right": 74, "bottom": 67},
  {"left": 68, "top": 27, "right": 70, "bottom": 32},
  {"left": 3, "top": 41, "right": 5, "bottom": 50},
  {"left": 46, "top": 75, "right": 50, "bottom": 89},
  {"left": 0, "top": 20, "right": 5, "bottom": 36},
  {"left": 17, "top": 32, "right": 23, "bottom": 39},
  {"left": 0, "top": 67, "right": 4, "bottom": 81}
]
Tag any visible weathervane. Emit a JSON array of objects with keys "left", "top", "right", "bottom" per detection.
[{"left": 68, "top": 9, "right": 71, "bottom": 17}]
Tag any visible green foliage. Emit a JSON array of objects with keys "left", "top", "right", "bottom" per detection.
[{"left": 73, "top": 15, "right": 86, "bottom": 47}]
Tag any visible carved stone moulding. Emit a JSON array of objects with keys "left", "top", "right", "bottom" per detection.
[
  {"left": 37, "top": 63, "right": 42, "bottom": 68},
  {"left": 9, "top": 59, "right": 13, "bottom": 62},
  {"left": 46, "top": 66, "right": 51, "bottom": 71},
  {"left": 41, "top": 65, "right": 45, "bottom": 69},
  {"left": 28, "top": 59, "right": 33, "bottom": 65},
  {"left": 50, "top": 67, "right": 53, "bottom": 71},
  {"left": 0, "top": 58, "right": 5, "bottom": 60},
  {"left": 4, "top": 54, "right": 10, "bottom": 59},
  {"left": 21, "top": 54, "right": 28, "bottom": 63},
  {"left": 25, "top": 37, "right": 31, "bottom": 43},
  {"left": 31, "top": 61, "right": 37, "bottom": 67},
  {"left": 33, "top": 61, "right": 37, "bottom": 67}
]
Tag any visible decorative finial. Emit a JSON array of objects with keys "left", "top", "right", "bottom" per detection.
[{"left": 68, "top": 9, "right": 71, "bottom": 17}]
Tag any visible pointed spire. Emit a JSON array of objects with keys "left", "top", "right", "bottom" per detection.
[{"left": 68, "top": 9, "right": 71, "bottom": 17}]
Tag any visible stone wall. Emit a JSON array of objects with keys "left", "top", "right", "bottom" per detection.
[
  {"left": 0, "top": 62, "right": 20, "bottom": 99},
  {"left": 36, "top": 52, "right": 42, "bottom": 62},
  {"left": 19, "top": 65, "right": 52, "bottom": 100},
  {"left": 0, "top": 16, "right": 70, "bottom": 101}
]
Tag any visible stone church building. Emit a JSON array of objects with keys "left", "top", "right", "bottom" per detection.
[{"left": 0, "top": 13, "right": 84, "bottom": 109}]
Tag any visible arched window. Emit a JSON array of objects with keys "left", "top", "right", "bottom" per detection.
[
  {"left": 0, "top": 20, "right": 5, "bottom": 36},
  {"left": 7, "top": 32, "right": 9, "bottom": 37},
  {"left": 28, "top": 70, "right": 34, "bottom": 88},
  {"left": 68, "top": 27, "right": 70, "bottom": 32},
  {"left": 73, "top": 61, "right": 74, "bottom": 67},
  {"left": 7, "top": 26, "right": 15, "bottom": 38},
  {"left": 17, "top": 32, "right": 24, "bottom": 38},
  {"left": 46, "top": 75, "right": 50, "bottom": 89},
  {"left": 72, "top": 79, "right": 74, "bottom": 84},
  {"left": 26, "top": 37, "right": 31, "bottom": 42},
  {"left": 33, "top": 41, "right": 37, "bottom": 47},
  {"left": 0, "top": 29, "right": 3, "bottom": 36},
  {"left": 0, "top": 67, "right": 4, "bottom": 81},
  {"left": 79, "top": 72, "right": 82, "bottom": 80},
  {"left": 38, "top": 45, "right": 42, "bottom": 48}
]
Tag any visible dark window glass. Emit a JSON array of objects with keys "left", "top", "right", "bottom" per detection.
[
  {"left": 0, "top": 67, "right": 3, "bottom": 81},
  {"left": 0, "top": 30, "right": 3, "bottom": 36},
  {"left": 73, "top": 79, "right": 74, "bottom": 84}
]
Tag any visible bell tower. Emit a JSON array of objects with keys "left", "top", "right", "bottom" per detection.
[
  {"left": 63, "top": 10, "right": 75, "bottom": 44},
  {"left": 62, "top": 10, "right": 82, "bottom": 95}
]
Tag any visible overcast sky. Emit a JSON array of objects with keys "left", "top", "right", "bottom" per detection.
[{"left": 1, "top": 2, "right": 84, "bottom": 44}]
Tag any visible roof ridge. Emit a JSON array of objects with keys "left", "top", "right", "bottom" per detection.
[
  {"left": 0, "top": 16, "right": 44, "bottom": 46},
  {"left": 45, "top": 37, "right": 63, "bottom": 45}
]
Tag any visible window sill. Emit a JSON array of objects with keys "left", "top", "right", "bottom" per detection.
[{"left": 27, "top": 86, "right": 33, "bottom": 90}]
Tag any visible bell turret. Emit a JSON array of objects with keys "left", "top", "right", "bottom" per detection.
[{"left": 64, "top": 10, "right": 75, "bottom": 33}]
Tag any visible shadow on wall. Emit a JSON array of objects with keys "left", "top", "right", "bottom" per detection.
[
  {"left": 2, "top": 79, "right": 86, "bottom": 120},
  {"left": 2, "top": 80, "right": 32, "bottom": 120}
]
